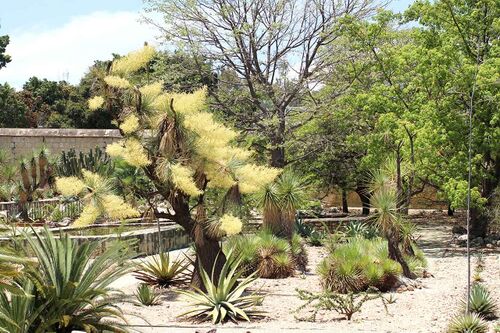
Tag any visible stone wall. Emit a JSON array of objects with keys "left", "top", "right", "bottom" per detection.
[{"left": 0, "top": 128, "right": 121, "bottom": 160}]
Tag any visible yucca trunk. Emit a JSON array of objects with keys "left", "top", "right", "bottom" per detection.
[
  {"left": 38, "top": 151, "right": 48, "bottom": 187},
  {"left": 386, "top": 232, "right": 413, "bottom": 278},
  {"left": 262, "top": 202, "right": 282, "bottom": 236},
  {"left": 20, "top": 163, "right": 30, "bottom": 191},
  {"left": 191, "top": 232, "right": 226, "bottom": 289},
  {"left": 153, "top": 182, "right": 227, "bottom": 290}
]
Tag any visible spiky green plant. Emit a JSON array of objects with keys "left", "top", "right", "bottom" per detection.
[
  {"left": 256, "top": 232, "right": 295, "bottom": 278},
  {"left": 448, "top": 313, "right": 488, "bottom": 333},
  {"left": 0, "top": 279, "right": 40, "bottom": 333},
  {"left": 344, "top": 221, "right": 379, "bottom": 239},
  {"left": 318, "top": 238, "right": 404, "bottom": 293},
  {"left": 255, "top": 172, "right": 308, "bottom": 239},
  {"left": 226, "top": 230, "right": 297, "bottom": 278},
  {"left": 464, "top": 283, "right": 497, "bottom": 319},
  {"left": 9, "top": 227, "right": 134, "bottom": 332},
  {"left": 57, "top": 147, "right": 113, "bottom": 177},
  {"left": 134, "top": 252, "right": 190, "bottom": 288},
  {"left": 134, "top": 283, "right": 162, "bottom": 306},
  {"left": 0, "top": 249, "right": 28, "bottom": 294},
  {"left": 178, "top": 250, "right": 263, "bottom": 324}
]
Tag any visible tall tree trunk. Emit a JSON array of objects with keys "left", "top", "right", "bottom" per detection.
[
  {"left": 154, "top": 183, "right": 227, "bottom": 290},
  {"left": 270, "top": 147, "right": 285, "bottom": 168},
  {"left": 270, "top": 109, "right": 286, "bottom": 168},
  {"left": 341, "top": 189, "right": 349, "bottom": 214},
  {"left": 387, "top": 235, "right": 414, "bottom": 278},
  {"left": 470, "top": 157, "right": 499, "bottom": 237},
  {"left": 356, "top": 186, "right": 370, "bottom": 215},
  {"left": 190, "top": 230, "right": 227, "bottom": 289}
]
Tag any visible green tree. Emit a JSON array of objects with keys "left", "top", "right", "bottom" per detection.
[
  {"left": 0, "top": 83, "right": 28, "bottom": 127},
  {"left": 144, "top": 0, "right": 378, "bottom": 167},
  {"left": 0, "top": 33, "right": 11, "bottom": 70},
  {"left": 343, "top": 2, "right": 498, "bottom": 235}
]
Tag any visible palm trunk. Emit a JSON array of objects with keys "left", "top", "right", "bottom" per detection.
[{"left": 387, "top": 235, "right": 414, "bottom": 278}]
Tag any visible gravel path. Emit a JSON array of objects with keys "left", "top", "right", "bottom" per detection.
[{"left": 115, "top": 217, "right": 500, "bottom": 333}]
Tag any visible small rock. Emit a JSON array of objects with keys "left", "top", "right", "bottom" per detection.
[
  {"left": 497, "top": 240, "right": 500, "bottom": 246},
  {"left": 486, "top": 243, "right": 493, "bottom": 248},
  {"left": 407, "top": 286, "right": 414, "bottom": 291}
]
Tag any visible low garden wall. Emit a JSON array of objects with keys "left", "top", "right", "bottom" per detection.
[
  {"left": 0, "top": 224, "right": 191, "bottom": 257},
  {"left": 0, "top": 128, "right": 121, "bottom": 160}
]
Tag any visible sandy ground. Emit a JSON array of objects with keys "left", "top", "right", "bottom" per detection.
[{"left": 113, "top": 216, "right": 500, "bottom": 333}]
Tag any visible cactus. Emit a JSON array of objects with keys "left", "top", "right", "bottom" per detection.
[
  {"left": 17, "top": 148, "right": 54, "bottom": 221},
  {"left": 56, "top": 146, "right": 112, "bottom": 177}
]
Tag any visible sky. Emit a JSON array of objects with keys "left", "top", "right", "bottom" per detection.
[{"left": 0, "top": 0, "right": 414, "bottom": 89}]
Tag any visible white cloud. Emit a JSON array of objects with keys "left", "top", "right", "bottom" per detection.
[{"left": 0, "top": 11, "right": 159, "bottom": 89}]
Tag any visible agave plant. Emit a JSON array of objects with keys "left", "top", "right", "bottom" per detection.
[
  {"left": 8, "top": 227, "right": 134, "bottom": 332},
  {"left": 0, "top": 279, "right": 40, "bottom": 333},
  {"left": 448, "top": 313, "right": 488, "bottom": 333},
  {"left": 464, "top": 283, "right": 497, "bottom": 319},
  {"left": 134, "top": 283, "right": 162, "bottom": 306},
  {"left": 134, "top": 252, "right": 190, "bottom": 288},
  {"left": 0, "top": 249, "right": 28, "bottom": 294},
  {"left": 178, "top": 250, "right": 263, "bottom": 324}
]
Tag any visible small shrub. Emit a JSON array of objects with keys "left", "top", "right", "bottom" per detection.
[
  {"left": 135, "top": 283, "right": 162, "bottom": 306},
  {"left": 318, "top": 238, "right": 403, "bottom": 293},
  {"left": 227, "top": 230, "right": 296, "bottom": 278},
  {"left": 257, "top": 235, "right": 295, "bottom": 278},
  {"left": 295, "top": 288, "right": 386, "bottom": 321},
  {"left": 464, "top": 283, "right": 497, "bottom": 319},
  {"left": 344, "top": 221, "right": 378, "bottom": 239},
  {"left": 306, "top": 230, "right": 326, "bottom": 246},
  {"left": 134, "top": 252, "right": 190, "bottom": 288},
  {"left": 178, "top": 251, "right": 263, "bottom": 324},
  {"left": 448, "top": 313, "right": 488, "bottom": 333},
  {"left": 295, "top": 218, "right": 315, "bottom": 238}
]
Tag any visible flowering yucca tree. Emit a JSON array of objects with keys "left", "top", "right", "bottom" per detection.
[{"left": 59, "top": 45, "right": 280, "bottom": 286}]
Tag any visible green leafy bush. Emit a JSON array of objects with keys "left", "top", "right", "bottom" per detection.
[
  {"left": 0, "top": 227, "right": 133, "bottom": 332},
  {"left": 135, "top": 283, "right": 162, "bottom": 306},
  {"left": 134, "top": 252, "right": 190, "bottom": 288},
  {"left": 448, "top": 313, "right": 488, "bottom": 333},
  {"left": 318, "top": 238, "right": 404, "bottom": 293},
  {"left": 178, "top": 251, "right": 263, "bottom": 324}
]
